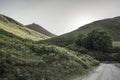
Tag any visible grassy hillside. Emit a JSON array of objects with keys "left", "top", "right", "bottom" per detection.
[
  {"left": 0, "top": 14, "right": 49, "bottom": 41},
  {"left": 45, "top": 16, "right": 120, "bottom": 47},
  {"left": 0, "top": 29, "right": 99, "bottom": 80},
  {"left": 113, "top": 41, "right": 120, "bottom": 47},
  {"left": 26, "top": 23, "right": 56, "bottom": 37}
]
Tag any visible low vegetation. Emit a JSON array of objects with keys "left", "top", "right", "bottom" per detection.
[
  {"left": 0, "top": 29, "right": 99, "bottom": 80},
  {"left": 115, "top": 63, "right": 120, "bottom": 68},
  {"left": 66, "top": 30, "right": 111, "bottom": 61},
  {"left": 75, "top": 30, "right": 112, "bottom": 52},
  {"left": 63, "top": 29, "right": 120, "bottom": 62}
]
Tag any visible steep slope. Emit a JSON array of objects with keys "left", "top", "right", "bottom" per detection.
[
  {"left": 45, "top": 16, "right": 120, "bottom": 47},
  {"left": 0, "top": 14, "right": 49, "bottom": 40},
  {"left": 0, "top": 29, "right": 98, "bottom": 80},
  {"left": 26, "top": 23, "right": 56, "bottom": 37}
]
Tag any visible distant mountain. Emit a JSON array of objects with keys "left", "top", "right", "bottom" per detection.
[
  {"left": 45, "top": 16, "right": 120, "bottom": 47},
  {"left": 0, "top": 14, "right": 49, "bottom": 40},
  {"left": 26, "top": 23, "right": 56, "bottom": 37}
]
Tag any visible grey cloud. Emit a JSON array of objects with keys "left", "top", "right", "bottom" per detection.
[{"left": 0, "top": 0, "right": 120, "bottom": 35}]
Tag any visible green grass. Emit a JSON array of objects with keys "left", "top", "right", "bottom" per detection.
[
  {"left": 115, "top": 63, "right": 120, "bottom": 68},
  {"left": 0, "top": 14, "right": 49, "bottom": 41},
  {"left": 0, "top": 29, "right": 99, "bottom": 80},
  {"left": 113, "top": 41, "right": 120, "bottom": 47}
]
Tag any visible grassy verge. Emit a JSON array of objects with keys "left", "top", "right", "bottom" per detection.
[
  {"left": 113, "top": 41, "right": 120, "bottom": 47},
  {"left": 0, "top": 29, "right": 99, "bottom": 80},
  {"left": 115, "top": 63, "right": 120, "bottom": 68}
]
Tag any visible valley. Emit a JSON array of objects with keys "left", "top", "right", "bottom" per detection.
[{"left": 0, "top": 14, "right": 120, "bottom": 80}]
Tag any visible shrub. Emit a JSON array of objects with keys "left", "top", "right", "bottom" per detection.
[
  {"left": 80, "top": 30, "right": 112, "bottom": 52},
  {"left": 75, "top": 34, "right": 85, "bottom": 46}
]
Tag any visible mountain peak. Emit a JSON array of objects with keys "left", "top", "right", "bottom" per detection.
[
  {"left": 32, "top": 23, "right": 37, "bottom": 25},
  {"left": 26, "top": 23, "right": 56, "bottom": 37}
]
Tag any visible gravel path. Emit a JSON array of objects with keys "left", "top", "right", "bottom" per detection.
[{"left": 72, "top": 63, "right": 120, "bottom": 80}]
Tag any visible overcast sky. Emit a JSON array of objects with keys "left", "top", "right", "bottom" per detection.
[{"left": 0, "top": 0, "right": 120, "bottom": 35}]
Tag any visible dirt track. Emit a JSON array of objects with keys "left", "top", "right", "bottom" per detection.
[{"left": 72, "top": 63, "right": 120, "bottom": 80}]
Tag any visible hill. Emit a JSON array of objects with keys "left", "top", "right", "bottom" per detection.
[
  {"left": 26, "top": 23, "right": 56, "bottom": 37},
  {"left": 0, "top": 14, "right": 49, "bottom": 41},
  {"left": 0, "top": 29, "right": 98, "bottom": 80},
  {"left": 45, "top": 16, "right": 120, "bottom": 47}
]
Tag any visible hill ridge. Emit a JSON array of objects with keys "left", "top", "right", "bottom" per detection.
[
  {"left": 45, "top": 16, "right": 120, "bottom": 47},
  {"left": 0, "top": 14, "right": 49, "bottom": 40}
]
